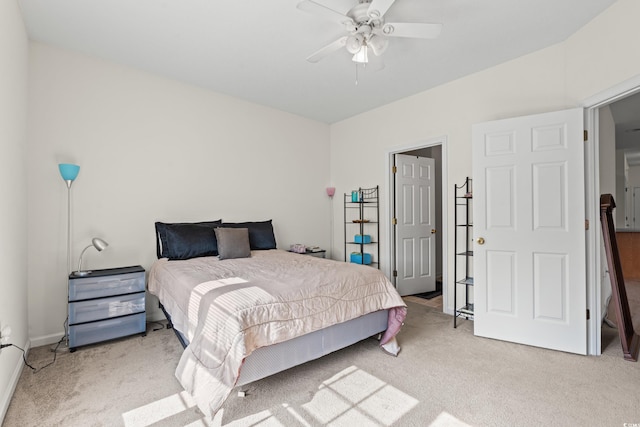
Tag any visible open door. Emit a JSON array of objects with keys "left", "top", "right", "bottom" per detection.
[
  {"left": 394, "top": 154, "right": 436, "bottom": 296},
  {"left": 472, "top": 108, "right": 587, "bottom": 355}
]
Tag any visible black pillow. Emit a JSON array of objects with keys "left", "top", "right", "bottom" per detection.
[
  {"left": 221, "top": 220, "right": 277, "bottom": 250},
  {"left": 155, "top": 220, "right": 222, "bottom": 260}
]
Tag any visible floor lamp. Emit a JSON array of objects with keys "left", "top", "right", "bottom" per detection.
[{"left": 57, "top": 163, "right": 80, "bottom": 351}]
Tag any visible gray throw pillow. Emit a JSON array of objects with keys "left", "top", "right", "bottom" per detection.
[{"left": 215, "top": 228, "right": 251, "bottom": 260}]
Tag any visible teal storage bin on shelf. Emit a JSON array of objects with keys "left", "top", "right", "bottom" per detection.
[
  {"left": 350, "top": 252, "right": 372, "bottom": 265},
  {"left": 354, "top": 234, "right": 371, "bottom": 244}
]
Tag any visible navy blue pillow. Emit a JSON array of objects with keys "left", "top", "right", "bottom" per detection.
[
  {"left": 155, "top": 220, "right": 222, "bottom": 260},
  {"left": 221, "top": 220, "right": 277, "bottom": 250}
]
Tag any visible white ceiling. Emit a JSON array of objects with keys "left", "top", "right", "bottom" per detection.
[{"left": 18, "top": 0, "right": 617, "bottom": 123}]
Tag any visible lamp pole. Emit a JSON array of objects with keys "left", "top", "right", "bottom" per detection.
[{"left": 57, "top": 163, "right": 80, "bottom": 351}]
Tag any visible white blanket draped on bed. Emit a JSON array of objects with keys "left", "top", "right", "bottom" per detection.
[{"left": 148, "top": 249, "right": 407, "bottom": 417}]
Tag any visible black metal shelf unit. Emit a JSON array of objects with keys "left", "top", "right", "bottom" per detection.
[
  {"left": 344, "top": 186, "right": 380, "bottom": 269},
  {"left": 454, "top": 177, "right": 474, "bottom": 327}
]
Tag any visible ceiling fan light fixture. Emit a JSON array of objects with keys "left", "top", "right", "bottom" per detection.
[
  {"left": 352, "top": 45, "right": 369, "bottom": 63},
  {"left": 368, "top": 34, "right": 388, "bottom": 56},
  {"left": 346, "top": 34, "right": 363, "bottom": 54}
]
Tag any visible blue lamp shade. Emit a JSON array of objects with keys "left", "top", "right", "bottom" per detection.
[{"left": 58, "top": 163, "right": 80, "bottom": 181}]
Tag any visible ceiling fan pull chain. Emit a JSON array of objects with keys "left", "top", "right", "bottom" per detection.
[{"left": 355, "top": 63, "right": 359, "bottom": 85}]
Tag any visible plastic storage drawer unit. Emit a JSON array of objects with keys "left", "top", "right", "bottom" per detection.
[
  {"left": 69, "top": 293, "right": 145, "bottom": 324},
  {"left": 68, "top": 266, "right": 146, "bottom": 351},
  {"left": 68, "top": 313, "right": 146, "bottom": 349},
  {"left": 69, "top": 270, "right": 145, "bottom": 301}
]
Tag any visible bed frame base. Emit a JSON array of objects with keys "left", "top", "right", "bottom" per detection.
[
  {"left": 159, "top": 303, "right": 188, "bottom": 349},
  {"left": 159, "top": 303, "right": 388, "bottom": 387}
]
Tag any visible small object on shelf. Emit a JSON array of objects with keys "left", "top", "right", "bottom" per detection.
[
  {"left": 289, "top": 247, "right": 326, "bottom": 258},
  {"left": 350, "top": 252, "right": 372, "bottom": 265},
  {"left": 351, "top": 191, "right": 359, "bottom": 202},
  {"left": 306, "top": 248, "right": 326, "bottom": 258},
  {"left": 354, "top": 234, "right": 371, "bottom": 244},
  {"left": 290, "top": 243, "right": 306, "bottom": 254},
  {"left": 352, "top": 219, "right": 370, "bottom": 223},
  {"left": 464, "top": 192, "right": 472, "bottom": 198}
]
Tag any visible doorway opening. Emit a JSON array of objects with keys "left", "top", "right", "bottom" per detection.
[
  {"left": 586, "top": 77, "right": 640, "bottom": 355},
  {"left": 387, "top": 137, "right": 448, "bottom": 313}
]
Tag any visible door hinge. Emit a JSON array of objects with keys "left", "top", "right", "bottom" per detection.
[
  {"left": 587, "top": 309, "right": 590, "bottom": 320},
  {"left": 392, "top": 217, "right": 397, "bottom": 225},
  {"left": 393, "top": 270, "right": 398, "bottom": 277},
  {"left": 392, "top": 165, "right": 397, "bottom": 174},
  {"left": 585, "top": 219, "right": 589, "bottom": 230},
  {"left": 584, "top": 130, "right": 588, "bottom": 141}
]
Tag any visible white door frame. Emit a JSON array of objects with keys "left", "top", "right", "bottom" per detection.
[
  {"left": 386, "top": 136, "right": 449, "bottom": 312},
  {"left": 583, "top": 75, "right": 640, "bottom": 355}
]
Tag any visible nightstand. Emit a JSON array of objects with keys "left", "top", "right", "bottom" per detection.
[
  {"left": 68, "top": 265, "right": 146, "bottom": 351},
  {"left": 289, "top": 249, "right": 326, "bottom": 258}
]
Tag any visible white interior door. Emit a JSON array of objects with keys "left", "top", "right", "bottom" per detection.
[
  {"left": 632, "top": 187, "right": 640, "bottom": 228},
  {"left": 472, "top": 108, "right": 587, "bottom": 355},
  {"left": 395, "top": 154, "right": 436, "bottom": 296}
]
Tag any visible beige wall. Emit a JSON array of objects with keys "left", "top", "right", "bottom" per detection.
[
  {"left": 0, "top": 0, "right": 29, "bottom": 422},
  {"left": 26, "top": 44, "right": 331, "bottom": 343},
  {"left": 330, "top": 0, "right": 640, "bottom": 313},
  {"left": 598, "top": 105, "right": 615, "bottom": 323},
  {"left": 599, "top": 105, "right": 616, "bottom": 200}
]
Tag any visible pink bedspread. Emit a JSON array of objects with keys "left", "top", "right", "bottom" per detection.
[{"left": 148, "top": 249, "right": 406, "bottom": 417}]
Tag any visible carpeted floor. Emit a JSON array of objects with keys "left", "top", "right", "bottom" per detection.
[{"left": 4, "top": 299, "right": 640, "bottom": 427}]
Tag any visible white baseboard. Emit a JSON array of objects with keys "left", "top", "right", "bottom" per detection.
[
  {"left": 30, "top": 332, "right": 65, "bottom": 348},
  {"left": 0, "top": 340, "right": 30, "bottom": 424},
  {"left": 31, "top": 313, "right": 167, "bottom": 348}
]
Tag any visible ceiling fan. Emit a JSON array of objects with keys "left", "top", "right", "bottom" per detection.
[{"left": 297, "top": 0, "right": 443, "bottom": 64}]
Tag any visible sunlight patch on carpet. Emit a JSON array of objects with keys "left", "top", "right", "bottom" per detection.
[
  {"left": 122, "top": 391, "right": 197, "bottom": 426},
  {"left": 209, "top": 408, "right": 284, "bottom": 427},
  {"left": 429, "top": 411, "right": 474, "bottom": 427},
  {"left": 302, "top": 365, "right": 418, "bottom": 425}
]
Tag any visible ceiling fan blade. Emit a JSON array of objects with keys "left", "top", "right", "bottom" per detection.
[
  {"left": 297, "top": 0, "right": 355, "bottom": 29},
  {"left": 306, "top": 36, "right": 348, "bottom": 63},
  {"left": 378, "top": 22, "right": 443, "bottom": 39},
  {"left": 367, "top": 0, "right": 396, "bottom": 19}
]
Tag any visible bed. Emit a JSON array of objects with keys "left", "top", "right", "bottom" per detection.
[{"left": 148, "top": 220, "right": 407, "bottom": 418}]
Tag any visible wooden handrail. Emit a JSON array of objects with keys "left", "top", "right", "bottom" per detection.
[{"left": 600, "top": 194, "right": 639, "bottom": 361}]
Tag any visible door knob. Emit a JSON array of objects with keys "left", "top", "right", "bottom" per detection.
[
  {"left": 477, "top": 237, "right": 485, "bottom": 245},
  {"left": 431, "top": 229, "right": 437, "bottom": 234}
]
